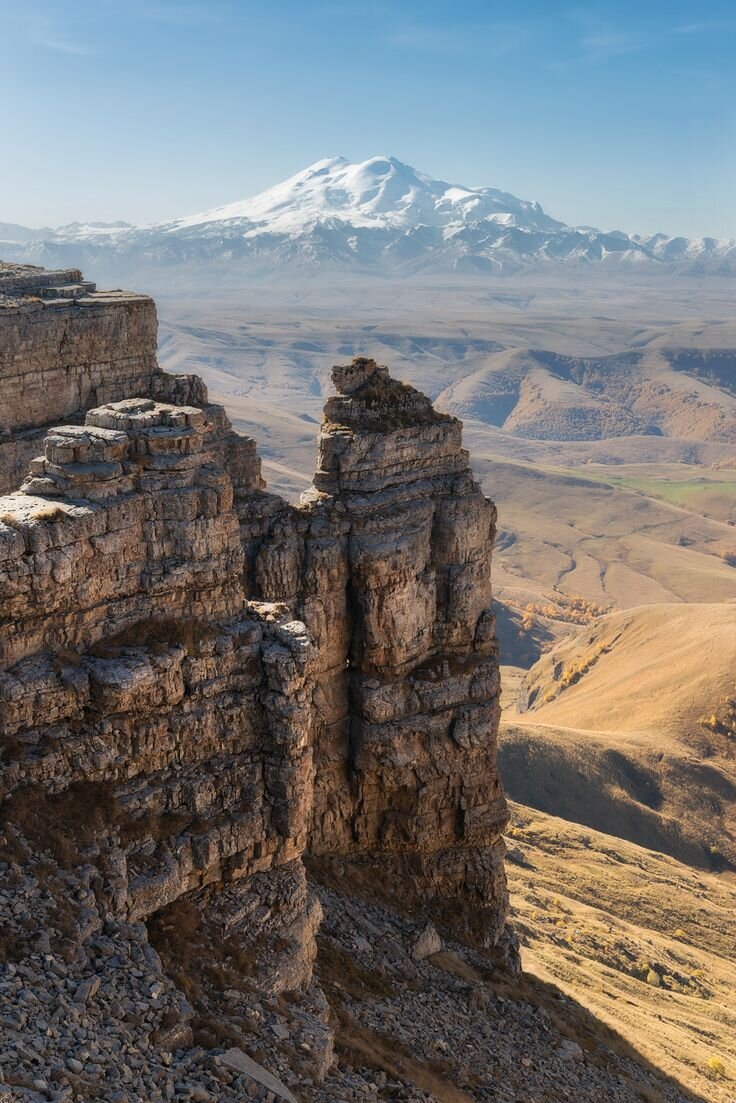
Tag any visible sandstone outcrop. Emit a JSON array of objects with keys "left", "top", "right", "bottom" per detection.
[{"left": 0, "top": 266, "right": 511, "bottom": 1098}]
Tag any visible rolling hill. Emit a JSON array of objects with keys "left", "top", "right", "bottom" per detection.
[
  {"left": 500, "top": 603, "right": 736, "bottom": 870},
  {"left": 507, "top": 802, "right": 736, "bottom": 1103},
  {"left": 436, "top": 347, "right": 736, "bottom": 442},
  {"left": 473, "top": 457, "right": 736, "bottom": 609}
]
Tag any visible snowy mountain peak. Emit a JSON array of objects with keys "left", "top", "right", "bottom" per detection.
[
  {"left": 2, "top": 156, "right": 735, "bottom": 277},
  {"left": 169, "top": 155, "right": 562, "bottom": 236}
]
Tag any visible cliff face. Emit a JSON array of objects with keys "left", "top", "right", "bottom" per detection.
[
  {"left": 303, "top": 359, "right": 508, "bottom": 944},
  {"left": 0, "top": 262, "right": 234, "bottom": 495},
  {"left": 0, "top": 266, "right": 511, "bottom": 1098}
]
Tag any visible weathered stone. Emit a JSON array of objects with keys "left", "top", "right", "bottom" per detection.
[
  {"left": 1, "top": 341, "right": 509, "bottom": 948},
  {"left": 0, "top": 264, "right": 263, "bottom": 497},
  {"left": 298, "top": 359, "right": 509, "bottom": 947},
  {"left": 410, "top": 922, "right": 442, "bottom": 961},
  {"left": 73, "top": 976, "right": 101, "bottom": 1004},
  {"left": 0, "top": 267, "right": 512, "bottom": 1096},
  {"left": 217, "top": 1048, "right": 297, "bottom": 1103}
]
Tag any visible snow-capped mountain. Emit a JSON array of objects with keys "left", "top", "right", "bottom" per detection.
[
  {"left": 168, "top": 156, "right": 564, "bottom": 235},
  {"left": 2, "top": 156, "right": 735, "bottom": 278}
]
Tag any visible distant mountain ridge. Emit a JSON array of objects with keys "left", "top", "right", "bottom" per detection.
[
  {"left": 435, "top": 345, "right": 736, "bottom": 442},
  {"left": 3, "top": 155, "right": 736, "bottom": 276}
]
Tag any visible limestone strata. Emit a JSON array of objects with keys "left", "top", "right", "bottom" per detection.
[
  {"left": 0, "top": 263, "right": 262, "bottom": 496},
  {"left": 235, "top": 359, "right": 510, "bottom": 944},
  {"left": 304, "top": 358, "right": 508, "bottom": 944},
  {"left": 0, "top": 400, "right": 243, "bottom": 668},
  {"left": 0, "top": 352, "right": 509, "bottom": 943},
  {"left": 0, "top": 269, "right": 512, "bottom": 1091},
  {"left": 0, "top": 402, "right": 316, "bottom": 928},
  {"left": 0, "top": 267, "right": 156, "bottom": 435}
]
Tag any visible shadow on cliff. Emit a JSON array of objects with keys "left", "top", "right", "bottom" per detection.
[{"left": 310, "top": 861, "right": 711, "bottom": 1103}]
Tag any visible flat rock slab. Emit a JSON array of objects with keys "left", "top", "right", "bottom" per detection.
[{"left": 218, "top": 1047, "right": 297, "bottom": 1103}]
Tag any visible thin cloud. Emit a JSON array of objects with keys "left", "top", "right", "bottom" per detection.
[
  {"left": 675, "top": 20, "right": 736, "bottom": 34},
  {"left": 581, "top": 29, "right": 648, "bottom": 59},
  {"left": 317, "top": 2, "right": 392, "bottom": 15},
  {"left": 14, "top": 7, "right": 96, "bottom": 55},
  {"left": 14, "top": 1, "right": 226, "bottom": 56},
  {"left": 388, "top": 22, "right": 530, "bottom": 58},
  {"left": 571, "top": 11, "right": 736, "bottom": 65},
  {"left": 27, "top": 27, "right": 94, "bottom": 55},
  {"left": 136, "top": 3, "right": 229, "bottom": 26}
]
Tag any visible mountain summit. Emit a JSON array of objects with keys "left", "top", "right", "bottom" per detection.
[
  {"left": 170, "top": 155, "right": 563, "bottom": 235},
  {"left": 2, "top": 156, "right": 735, "bottom": 277}
]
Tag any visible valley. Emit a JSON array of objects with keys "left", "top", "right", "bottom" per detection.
[
  {"left": 152, "top": 275, "right": 736, "bottom": 619},
  {"left": 149, "top": 270, "right": 736, "bottom": 1102}
]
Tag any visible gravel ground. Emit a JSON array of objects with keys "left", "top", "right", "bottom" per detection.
[
  {"left": 306, "top": 878, "right": 705, "bottom": 1103},
  {"left": 0, "top": 841, "right": 706, "bottom": 1103}
]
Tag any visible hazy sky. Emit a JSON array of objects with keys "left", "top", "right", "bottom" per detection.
[{"left": 3, "top": 0, "right": 735, "bottom": 237}]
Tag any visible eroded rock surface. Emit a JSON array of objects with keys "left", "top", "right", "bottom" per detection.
[
  {"left": 303, "top": 357, "right": 509, "bottom": 946},
  {"left": 0, "top": 263, "right": 259, "bottom": 496},
  {"left": 0, "top": 270, "right": 513, "bottom": 1099}
]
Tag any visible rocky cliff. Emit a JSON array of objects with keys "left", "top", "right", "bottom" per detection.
[
  {"left": 0, "top": 266, "right": 703, "bottom": 1103},
  {"left": 0, "top": 262, "right": 258, "bottom": 496},
  {"left": 0, "top": 265, "right": 512, "bottom": 1101}
]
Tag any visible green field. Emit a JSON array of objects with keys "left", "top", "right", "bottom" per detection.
[{"left": 567, "top": 466, "right": 736, "bottom": 524}]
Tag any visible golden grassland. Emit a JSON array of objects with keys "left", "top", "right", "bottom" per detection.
[
  {"left": 506, "top": 802, "right": 736, "bottom": 1103},
  {"left": 501, "top": 604, "right": 736, "bottom": 869}
]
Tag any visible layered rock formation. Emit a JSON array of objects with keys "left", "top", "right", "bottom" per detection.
[
  {"left": 0, "top": 262, "right": 257, "bottom": 495},
  {"left": 301, "top": 360, "right": 508, "bottom": 944},
  {"left": 0, "top": 266, "right": 511, "bottom": 1098}
]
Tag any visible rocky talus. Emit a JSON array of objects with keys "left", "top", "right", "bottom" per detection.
[{"left": 0, "top": 266, "right": 699, "bottom": 1102}]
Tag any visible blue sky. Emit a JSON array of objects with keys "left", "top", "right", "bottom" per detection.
[{"left": 2, "top": 0, "right": 735, "bottom": 237}]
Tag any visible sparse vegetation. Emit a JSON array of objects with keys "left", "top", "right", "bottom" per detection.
[
  {"left": 700, "top": 691, "right": 736, "bottom": 742},
  {"left": 0, "top": 730, "right": 22, "bottom": 764},
  {"left": 29, "top": 503, "right": 68, "bottom": 522},
  {"left": 705, "top": 1057, "right": 727, "bottom": 1081},
  {"left": 505, "top": 592, "right": 609, "bottom": 629},
  {"left": 117, "top": 807, "right": 206, "bottom": 846},
  {"left": 146, "top": 890, "right": 300, "bottom": 1054},
  {"left": 2, "top": 781, "right": 117, "bottom": 867},
  {"left": 637, "top": 1087, "right": 666, "bottom": 1103},
  {"left": 0, "top": 503, "right": 68, "bottom": 526},
  {"left": 89, "top": 616, "right": 221, "bottom": 658},
  {"left": 1, "top": 781, "right": 208, "bottom": 868},
  {"left": 507, "top": 802, "right": 736, "bottom": 1103},
  {"left": 317, "top": 937, "right": 395, "bottom": 1001},
  {"left": 330, "top": 1005, "right": 473, "bottom": 1103},
  {"left": 534, "top": 639, "right": 611, "bottom": 704}
]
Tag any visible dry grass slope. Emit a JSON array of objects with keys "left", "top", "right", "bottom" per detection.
[
  {"left": 507, "top": 802, "right": 736, "bottom": 1103},
  {"left": 500, "top": 604, "right": 736, "bottom": 869}
]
